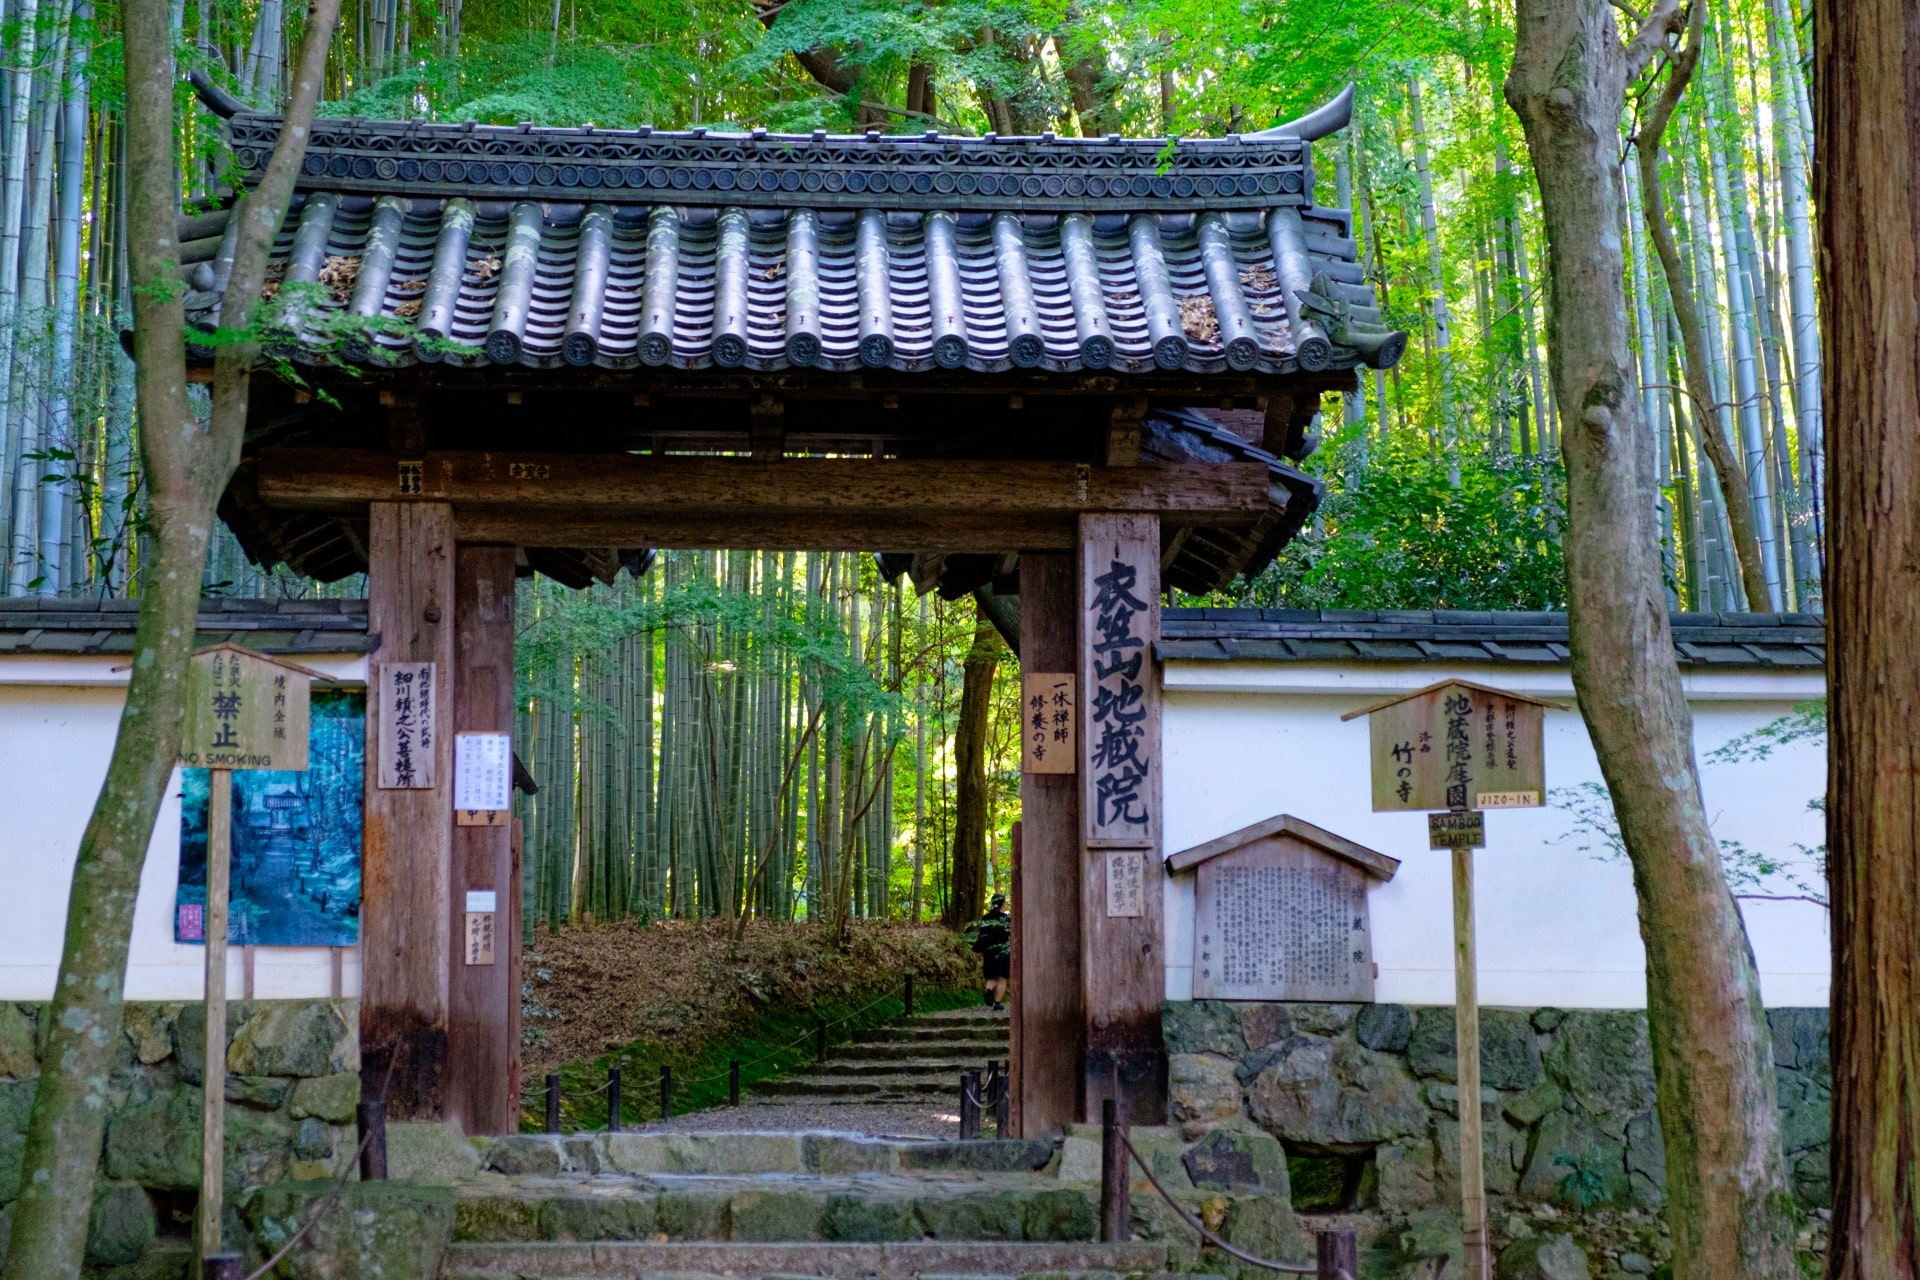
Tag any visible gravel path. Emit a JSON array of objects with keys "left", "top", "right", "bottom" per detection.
[{"left": 624, "top": 1099, "right": 963, "bottom": 1140}]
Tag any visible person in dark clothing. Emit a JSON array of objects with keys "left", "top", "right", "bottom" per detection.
[{"left": 971, "top": 894, "right": 1012, "bottom": 1009}]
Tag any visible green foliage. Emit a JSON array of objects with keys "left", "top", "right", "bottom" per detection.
[
  {"left": 1555, "top": 1150, "right": 1611, "bottom": 1209},
  {"left": 1189, "top": 426, "right": 1566, "bottom": 611}
]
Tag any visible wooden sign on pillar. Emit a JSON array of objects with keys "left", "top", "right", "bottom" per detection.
[{"left": 1078, "top": 513, "right": 1166, "bottom": 1125}]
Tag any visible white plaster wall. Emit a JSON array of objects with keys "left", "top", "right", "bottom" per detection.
[
  {"left": 1161, "top": 661, "right": 1829, "bottom": 1010},
  {"left": 0, "top": 655, "right": 368, "bottom": 1002}
]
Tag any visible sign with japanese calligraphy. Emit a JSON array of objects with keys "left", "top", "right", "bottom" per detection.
[
  {"left": 181, "top": 645, "right": 311, "bottom": 772},
  {"left": 454, "top": 732, "right": 512, "bottom": 824},
  {"left": 376, "top": 662, "right": 437, "bottom": 789},
  {"left": 1429, "top": 810, "right": 1486, "bottom": 849},
  {"left": 1105, "top": 850, "right": 1147, "bottom": 917},
  {"left": 1191, "top": 834, "right": 1374, "bottom": 1002},
  {"left": 1021, "top": 673, "right": 1075, "bottom": 774},
  {"left": 1081, "top": 515, "right": 1159, "bottom": 848},
  {"left": 464, "top": 911, "right": 496, "bottom": 965},
  {"left": 1353, "top": 681, "right": 1547, "bottom": 812}
]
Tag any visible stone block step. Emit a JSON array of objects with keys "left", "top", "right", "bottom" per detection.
[
  {"left": 801, "top": 1057, "right": 987, "bottom": 1077},
  {"left": 837, "top": 1040, "right": 1010, "bottom": 1061},
  {"left": 754, "top": 1074, "right": 958, "bottom": 1098},
  {"left": 444, "top": 1239, "right": 1170, "bottom": 1279},
  {"left": 850, "top": 1027, "right": 1009, "bottom": 1046}
]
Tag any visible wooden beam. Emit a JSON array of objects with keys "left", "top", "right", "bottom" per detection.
[
  {"left": 447, "top": 544, "right": 517, "bottom": 1135},
  {"left": 253, "top": 450, "right": 1271, "bottom": 521},
  {"left": 362, "top": 502, "right": 455, "bottom": 1120},
  {"left": 749, "top": 393, "right": 785, "bottom": 461},
  {"left": 1016, "top": 553, "right": 1085, "bottom": 1137},
  {"left": 452, "top": 509, "right": 1076, "bottom": 553}
]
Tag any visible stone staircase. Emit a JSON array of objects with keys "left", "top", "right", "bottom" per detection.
[{"left": 749, "top": 1005, "right": 1011, "bottom": 1109}]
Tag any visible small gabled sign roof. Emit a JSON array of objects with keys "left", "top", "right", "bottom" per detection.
[
  {"left": 1338, "top": 677, "right": 1571, "bottom": 722},
  {"left": 1166, "top": 812, "right": 1399, "bottom": 881},
  {"left": 189, "top": 641, "right": 335, "bottom": 683}
]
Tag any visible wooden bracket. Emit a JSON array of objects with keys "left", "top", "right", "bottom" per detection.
[
  {"left": 1105, "top": 396, "right": 1150, "bottom": 467},
  {"left": 1260, "top": 391, "right": 1320, "bottom": 462},
  {"left": 750, "top": 393, "right": 785, "bottom": 461}
]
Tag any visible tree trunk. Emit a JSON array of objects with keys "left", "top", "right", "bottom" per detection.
[
  {"left": 1815, "top": 0, "right": 1920, "bottom": 1272},
  {"left": 1408, "top": 75, "right": 1461, "bottom": 479},
  {"left": 942, "top": 613, "right": 999, "bottom": 929},
  {"left": 1, "top": 0, "right": 340, "bottom": 1272},
  {"left": 1506, "top": 5, "right": 1799, "bottom": 1280}
]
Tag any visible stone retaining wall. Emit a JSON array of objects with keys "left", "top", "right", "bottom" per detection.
[
  {"left": 1163, "top": 1001, "right": 1831, "bottom": 1218},
  {"left": 0, "top": 998, "right": 360, "bottom": 1275}
]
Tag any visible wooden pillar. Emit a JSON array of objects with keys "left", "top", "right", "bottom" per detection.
[
  {"left": 361, "top": 502, "right": 456, "bottom": 1118},
  {"left": 1014, "top": 552, "right": 1085, "bottom": 1136},
  {"left": 448, "top": 544, "right": 517, "bottom": 1134},
  {"left": 1079, "top": 513, "right": 1167, "bottom": 1124}
]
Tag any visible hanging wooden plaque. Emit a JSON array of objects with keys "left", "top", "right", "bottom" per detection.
[
  {"left": 376, "top": 661, "right": 437, "bottom": 789},
  {"left": 1021, "top": 673, "right": 1076, "bottom": 774},
  {"left": 1080, "top": 515, "right": 1159, "bottom": 848},
  {"left": 1349, "top": 681, "right": 1550, "bottom": 812}
]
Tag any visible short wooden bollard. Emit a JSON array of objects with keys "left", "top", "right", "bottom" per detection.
[
  {"left": 1099, "top": 1098, "right": 1129, "bottom": 1243},
  {"left": 1315, "top": 1227, "right": 1358, "bottom": 1280},
  {"left": 903, "top": 973, "right": 915, "bottom": 1018},
  {"left": 990, "top": 1061, "right": 1011, "bottom": 1136},
  {"left": 608, "top": 1067, "right": 622, "bottom": 1133},
  {"left": 659, "top": 1064, "right": 673, "bottom": 1120},
  {"left": 728, "top": 1060, "right": 741, "bottom": 1107},
  {"left": 356, "top": 1100, "right": 388, "bottom": 1181},
  {"left": 958, "top": 1070, "right": 981, "bottom": 1140},
  {"left": 816, "top": 1017, "right": 828, "bottom": 1063},
  {"left": 545, "top": 1074, "right": 561, "bottom": 1133},
  {"left": 202, "top": 1253, "right": 245, "bottom": 1280}
]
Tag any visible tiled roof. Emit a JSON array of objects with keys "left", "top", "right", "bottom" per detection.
[
  {"left": 184, "top": 90, "right": 1405, "bottom": 377},
  {"left": 0, "top": 598, "right": 374, "bottom": 656},
  {"left": 1158, "top": 609, "right": 1827, "bottom": 670}
]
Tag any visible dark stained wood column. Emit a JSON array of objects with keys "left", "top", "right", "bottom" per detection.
[
  {"left": 1078, "top": 513, "right": 1167, "bottom": 1125},
  {"left": 362, "top": 502, "right": 456, "bottom": 1118},
  {"left": 448, "top": 544, "right": 517, "bottom": 1134},
  {"left": 1014, "top": 552, "right": 1085, "bottom": 1136}
]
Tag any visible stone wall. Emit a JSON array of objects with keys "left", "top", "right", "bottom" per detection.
[
  {"left": 1164, "top": 1001, "right": 1830, "bottom": 1217},
  {"left": 0, "top": 998, "right": 360, "bottom": 1276}
]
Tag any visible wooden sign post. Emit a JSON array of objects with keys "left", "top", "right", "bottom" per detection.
[
  {"left": 1346, "top": 680, "right": 1557, "bottom": 1280},
  {"left": 182, "top": 645, "right": 315, "bottom": 1266}
]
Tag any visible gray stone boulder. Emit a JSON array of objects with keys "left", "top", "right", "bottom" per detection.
[
  {"left": 227, "top": 1002, "right": 354, "bottom": 1078},
  {"left": 1181, "top": 1129, "right": 1291, "bottom": 1196},
  {"left": 1543, "top": 1011, "right": 1655, "bottom": 1121},
  {"left": 1768, "top": 1007, "right": 1829, "bottom": 1075},
  {"left": 1246, "top": 1035, "right": 1427, "bottom": 1152},
  {"left": 1497, "top": 1233, "right": 1590, "bottom": 1280},
  {"left": 1355, "top": 1003, "right": 1412, "bottom": 1053},
  {"left": 1625, "top": 1110, "right": 1666, "bottom": 1207},
  {"left": 0, "top": 1004, "right": 37, "bottom": 1079},
  {"left": 1169, "top": 1053, "right": 1247, "bottom": 1136},
  {"left": 1163, "top": 1001, "right": 1248, "bottom": 1056},
  {"left": 244, "top": 1180, "right": 455, "bottom": 1280},
  {"left": 105, "top": 1086, "right": 201, "bottom": 1188},
  {"left": 86, "top": 1182, "right": 156, "bottom": 1267},
  {"left": 291, "top": 1073, "right": 361, "bottom": 1124},
  {"left": 385, "top": 1121, "right": 483, "bottom": 1183},
  {"left": 1407, "top": 1007, "right": 1542, "bottom": 1090},
  {"left": 1519, "top": 1110, "right": 1629, "bottom": 1207},
  {"left": 1376, "top": 1140, "right": 1438, "bottom": 1213}
]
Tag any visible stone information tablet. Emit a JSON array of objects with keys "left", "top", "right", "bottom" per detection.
[{"left": 1193, "top": 834, "right": 1373, "bottom": 1001}]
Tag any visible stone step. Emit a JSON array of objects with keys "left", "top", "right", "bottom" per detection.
[
  {"left": 443, "top": 1239, "right": 1171, "bottom": 1279},
  {"left": 410, "top": 1129, "right": 1058, "bottom": 1181},
  {"left": 836, "top": 1039, "right": 1010, "bottom": 1061},
  {"left": 850, "top": 1026, "right": 1009, "bottom": 1046},
  {"left": 799, "top": 1057, "right": 993, "bottom": 1077},
  {"left": 753, "top": 1073, "right": 961, "bottom": 1098}
]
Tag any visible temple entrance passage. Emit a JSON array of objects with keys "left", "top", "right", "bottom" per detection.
[{"left": 193, "top": 78, "right": 1405, "bottom": 1135}]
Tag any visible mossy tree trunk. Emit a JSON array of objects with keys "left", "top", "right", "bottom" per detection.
[
  {"left": 1, "top": 2, "right": 339, "bottom": 1275},
  {"left": 1815, "top": 0, "right": 1920, "bottom": 1273},
  {"left": 943, "top": 614, "right": 1000, "bottom": 929},
  {"left": 1506, "top": 2, "right": 1798, "bottom": 1278}
]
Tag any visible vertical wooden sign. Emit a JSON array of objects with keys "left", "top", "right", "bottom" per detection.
[
  {"left": 1104, "top": 850, "right": 1146, "bottom": 917},
  {"left": 1021, "top": 673, "right": 1076, "bottom": 774},
  {"left": 1080, "top": 515, "right": 1159, "bottom": 849},
  {"left": 377, "top": 661, "right": 437, "bottom": 788}
]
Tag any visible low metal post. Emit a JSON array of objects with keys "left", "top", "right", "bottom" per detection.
[
  {"left": 1100, "top": 1098, "right": 1129, "bottom": 1243},
  {"left": 355, "top": 1100, "right": 388, "bottom": 1181},
  {"left": 1316, "top": 1227, "right": 1358, "bottom": 1280},
  {"left": 904, "top": 973, "right": 915, "bottom": 1018},
  {"left": 729, "top": 1059, "right": 741, "bottom": 1108},
  {"left": 608, "top": 1067, "right": 622, "bottom": 1133},
  {"left": 958, "top": 1069, "right": 981, "bottom": 1141},
  {"left": 203, "top": 1254, "right": 245, "bottom": 1280},
  {"left": 545, "top": 1074, "right": 561, "bottom": 1134},
  {"left": 659, "top": 1064, "right": 672, "bottom": 1120},
  {"left": 816, "top": 1017, "right": 828, "bottom": 1063}
]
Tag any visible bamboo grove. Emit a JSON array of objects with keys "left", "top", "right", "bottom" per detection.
[{"left": 0, "top": 0, "right": 1825, "bottom": 917}]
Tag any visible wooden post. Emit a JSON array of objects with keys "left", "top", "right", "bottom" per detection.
[
  {"left": 1015, "top": 555, "right": 1085, "bottom": 1137},
  {"left": 659, "top": 1065, "right": 672, "bottom": 1119},
  {"left": 544, "top": 1074, "right": 560, "bottom": 1133},
  {"left": 1453, "top": 843, "right": 1490, "bottom": 1280},
  {"left": 198, "top": 768, "right": 232, "bottom": 1264},
  {"left": 903, "top": 973, "right": 914, "bottom": 1019},
  {"left": 608, "top": 1067, "right": 622, "bottom": 1132},
  {"left": 362, "top": 501, "right": 456, "bottom": 1118},
  {"left": 356, "top": 1100, "right": 388, "bottom": 1180},
  {"left": 959, "top": 1070, "right": 981, "bottom": 1140},
  {"left": 1316, "top": 1228, "right": 1359, "bottom": 1280},
  {"left": 729, "top": 1060, "right": 740, "bottom": 1108},
  {"left": 448, "top": 544, "right": 517, "bottom": 1134},
  {"left": 1078, "top": 514, "right": 1166, "bottom": 1124},
  {"left": 1099, "top": 1097, "right": 1130, "bottom": 1242}
]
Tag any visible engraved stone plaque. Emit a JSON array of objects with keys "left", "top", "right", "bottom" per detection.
[{"left": 1192, "top": 833, "right": 1374, "bottom": 1002}]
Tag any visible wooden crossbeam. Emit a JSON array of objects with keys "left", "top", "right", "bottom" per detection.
[
  {"left": 452, "top": 509, "right": 1077, "bottom": 553},
  {"left": 253, "top": 450, "right": 1271, "bottom": 521}
]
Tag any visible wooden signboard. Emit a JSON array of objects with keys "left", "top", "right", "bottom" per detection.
[
  {"left": 464, "top": 891, "right": 497, "bottom": 966},
  {"left": 182, "top": 645, "right": 311, "bottom": 771},
  {"left": 1104, "top": 850, "right": 1146, "bottom": 918},
  {"left": 1169, "top": 818, "right": 1396, "bottom": 1003},
  {"left": 376, "top": 661, "right": 437, "bottom": 788},
  {"left": 1021, "top": 673, "right": 1076, "bottom": 774},
  {"left": 1081, "top": 515, "right": 1159, "bottom": 848},
  {"left": 1429, "top": 810, "right": 1486, "bottom": 849},
  {"left": 1347, "top": 680, "right": 1552, "bottom": 812}
]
